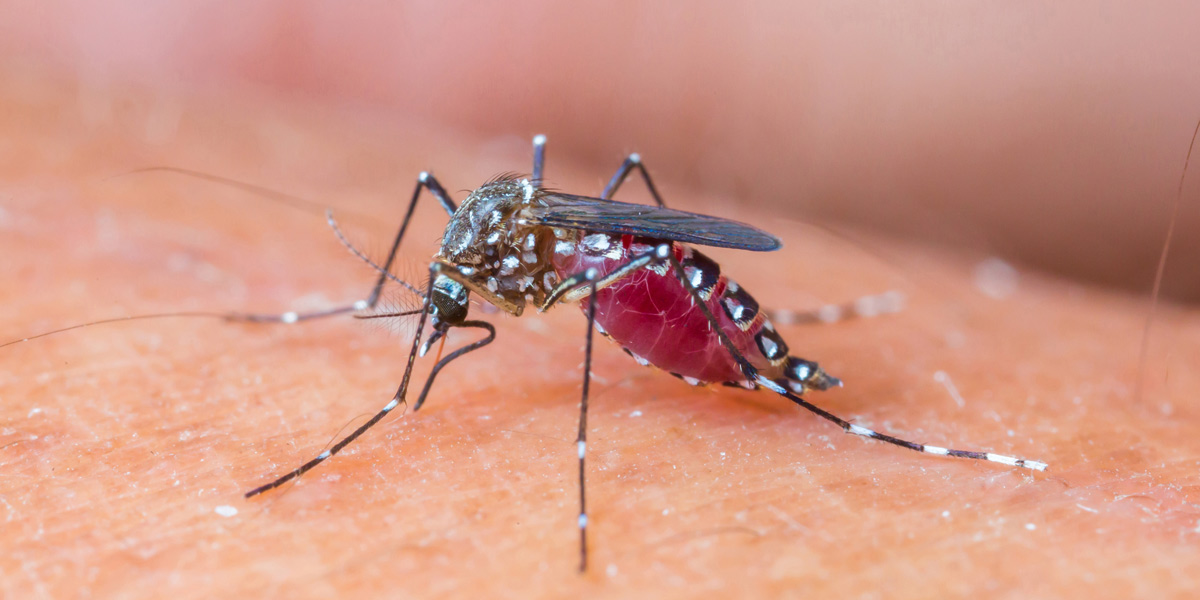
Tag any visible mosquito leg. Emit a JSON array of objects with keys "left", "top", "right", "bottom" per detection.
[
  {"left": 659, "top": 250, "right": 1049, "bottom": 472},
  {"left": 601, "top": 153, "right": 666, "bottom": 207},
  {"left": 575, "top": 275, "right": 600, "bottom": 572},
  {"left": 228, "top": 172, "right": 458, "bottom": 325},
  {"left": 540, "top": 249, "right": 661, "bottom": 311},
  {"left": 410, "top": 320, "right": 496, "bottom": 412},
  {"left": 244, "top": 262, "right": 439, "bottom": 498},
  {"left": 532, "top": 134, "right": 548, "bottom": 184},
  {"left": 764, "top": 291, "right": 906, "bottom": 326}
]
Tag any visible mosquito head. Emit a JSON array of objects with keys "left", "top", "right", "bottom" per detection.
[
  {"left": 439, "top": 178, "right": 534, "bottom": 265},
  {"left": 430, "top": 273, "right": 470, "bottom": 325}
]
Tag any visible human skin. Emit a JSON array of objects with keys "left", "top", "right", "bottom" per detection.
[
  {"left": 3, "top": 4, "right": 1200, "bottom": 598},
  {"left": 3, "top": 68, "right": 1200, "bottom": 600}
]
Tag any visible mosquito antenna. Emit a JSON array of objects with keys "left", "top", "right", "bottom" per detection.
[
  {"left": 1, "top": 312, "right": 243, "bottom": 350},
  {"left": 112, "top": 167, "right": 375, "bottom": 223},
  {"left": 325, "top": 210, "right": 423, "bottom": 297},
  {"left": 1135, "top": 117, "right": 1200, "bottom": 404},
  {"left": 353, "top": 309, "right": 426, "bottom": 320}
]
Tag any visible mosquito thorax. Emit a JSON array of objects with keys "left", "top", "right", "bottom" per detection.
[{"left": 435, "top": 177, "right": 570, "bottom": 315}]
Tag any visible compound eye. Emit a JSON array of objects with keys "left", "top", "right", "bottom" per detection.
[{"left": 431, "top": 276, "right": 470, "bottom": 324}]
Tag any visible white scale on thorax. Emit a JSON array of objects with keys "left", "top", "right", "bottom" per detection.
[{"left": 580, "top": 233, "right": 625, "bottom": 260}]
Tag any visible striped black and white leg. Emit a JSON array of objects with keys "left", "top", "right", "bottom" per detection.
[
  {"left": 753, "top": 378, "right": 1047, "bottom": 470},
  {"left": 765, "top": 291, "right": 906, "bottom": 326},
  {"left": 244, "top": 261, "right": 440, "bottom": 498},
  {"left": 545, "top": 254, "right": 672, "bottom": 572},
  {"left": 575, "top": 274, "right": 600, "bottom": 572},
  {"left": 601, "top": 152, "right": 666, "bottom": 207},
  {"left": 530, "top": 134, "right": 663, "bottom": 206},
  {"left": 659, "top": 249, "right": 1048, "bottom": 473},
  {"left": 532, "top": 134, "right": 548, "bottom": 183}
]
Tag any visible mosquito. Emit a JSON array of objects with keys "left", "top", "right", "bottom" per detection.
[
  {"left": 6, "top": 135, "right": 1048, "bottom": 572},
  {"left": 231, "top": 135, "right": 1047, "bottom": 571}
]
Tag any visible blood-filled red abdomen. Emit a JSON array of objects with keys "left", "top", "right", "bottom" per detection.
[{"left": 551, "top": 235, "right": 785, "bottom": 385}]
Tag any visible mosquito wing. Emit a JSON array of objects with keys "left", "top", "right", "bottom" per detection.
[{"left": 529, "top": 193, "right": 782, "bottom": 252}]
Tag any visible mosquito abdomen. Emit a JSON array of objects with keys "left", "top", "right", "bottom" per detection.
[{"left": 552, "top": 235, "right": 825, "bottom": 390}]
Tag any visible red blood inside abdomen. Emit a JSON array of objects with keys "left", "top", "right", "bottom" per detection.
[{"left": 552, "top": 238, "right": 775, "bottom": 384}]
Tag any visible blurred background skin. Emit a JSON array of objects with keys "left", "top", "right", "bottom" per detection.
[{"left": 3, "top": 0, "right": 1199, "bottom": 301}]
